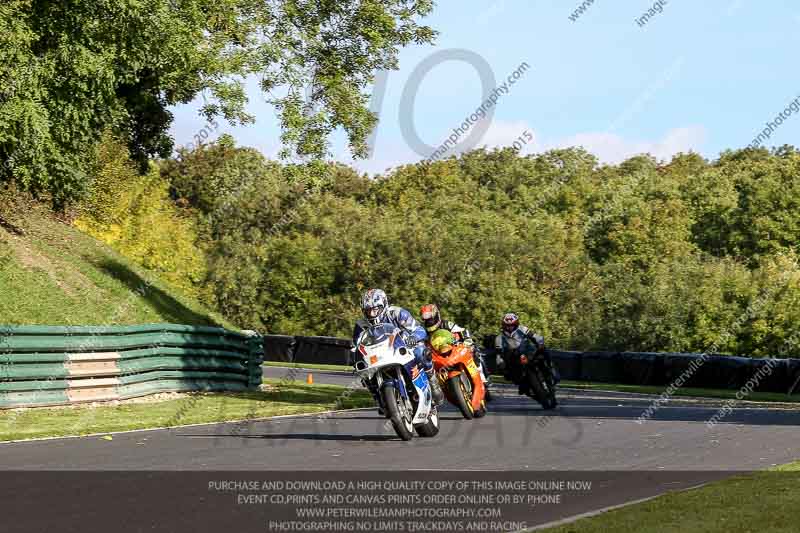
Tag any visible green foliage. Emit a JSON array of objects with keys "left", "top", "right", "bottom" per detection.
[
  {"left": 76, "top": 137, "right": 206, "bottom": 299},
  {"left": 158, "top": 141, "right": 800, "bottom": 357},
  {"left": 0, "top": 0, "right": 436, "bottom": 206}
]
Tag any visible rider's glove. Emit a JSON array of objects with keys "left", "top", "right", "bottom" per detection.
[{"left": 400, "top": 331, "right": 417, "bottom": 346}]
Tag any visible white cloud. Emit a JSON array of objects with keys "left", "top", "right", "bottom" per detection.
[
  {"left": 544, "top": 126, "right": 707, "bottom": 164},
  {"left": 344, "top": 122, "right": 706, "bottom": 174},
  {"left": 476, "top": 120, "right": 536, "bottom": 153}
]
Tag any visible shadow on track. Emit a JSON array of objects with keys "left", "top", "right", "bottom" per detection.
[
  {"left": 178, "top": 431, "right": 402, "bottom": 443},
  {"left": 468, "top": 387, "right": 800, "bottom": 427},
  {"left": 243, "top": 433, "right": 397, "bottom": 442}
]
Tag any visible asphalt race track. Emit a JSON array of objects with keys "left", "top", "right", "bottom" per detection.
[{"left": 1, "top": 366, "right": 798, "bottom": 531}]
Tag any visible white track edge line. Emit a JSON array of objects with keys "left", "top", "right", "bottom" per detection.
[{"left": 0, "top": 407, "right": 375, "bottom": 445}]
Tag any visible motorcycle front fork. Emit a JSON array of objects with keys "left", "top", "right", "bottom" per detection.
[
  {"left": 363, "top": 374, "right": 385, "bottom": 410},
  {"left": 364, "top": 370, "right": 414, "bottom": 415}
]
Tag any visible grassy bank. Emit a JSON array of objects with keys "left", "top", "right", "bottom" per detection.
[
  {"left": 0, "top": 194, "right": 230, "bottom": 327},
  {"left": 541, "top": 462, "right": 800, "bottom": 533},
  {"left": 0, "top": 379, "right": 372, "bottom": 442}
]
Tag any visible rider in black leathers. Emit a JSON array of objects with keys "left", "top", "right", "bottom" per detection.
[{"left": 495, "top": 312, "right": 559, "bottom": 395}]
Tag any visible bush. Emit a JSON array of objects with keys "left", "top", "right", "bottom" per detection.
[{"left": 75, "top": 137, "right": 205, "bottom": 299}]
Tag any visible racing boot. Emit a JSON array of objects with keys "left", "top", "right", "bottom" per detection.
[
  {"left": 473, "top": 352, "right": 489, "bottom": 385},
  {"left": 426, "top": 369, "right": 445, "bottom": 406},
  {"left": 483, "top": 376, "right": 494, "bottom": 403},
  {"left": 477, "top": 361, "right": 493, "bottom": 402}
]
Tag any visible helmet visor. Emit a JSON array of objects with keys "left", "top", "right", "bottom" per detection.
[
  {"left": 421, "top": 306, "right": 439, "bottom": 331},
  {"left": 422, "top": 316, "right": 439, "bottom": 331},
  {"left": 366, "top": 305, "right": 384, "bottom": 319}
]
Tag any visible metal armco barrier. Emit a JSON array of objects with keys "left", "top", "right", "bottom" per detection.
[
  {"left": 263, "top": 334, "right": 799, "bottom": 395},
  {"left": 0, "top": 324, "right": 263, "bottom": 408}
]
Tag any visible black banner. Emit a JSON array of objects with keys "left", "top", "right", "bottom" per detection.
[{"left": 0, "top": 470, "right": 747, "bottom": 532}]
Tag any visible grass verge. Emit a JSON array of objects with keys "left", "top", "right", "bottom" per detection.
[
  {"left": 560, "top": 380, "right": 800, "bottom": 403},
  {"left": 0, "top": 379, "right": 371, "bottom": 442},
  {"left": 263, "top": 361, "right": 352, "bottom": 372},
  {"left": 540, "top": 461, "right": 800, "bottom": 533}
]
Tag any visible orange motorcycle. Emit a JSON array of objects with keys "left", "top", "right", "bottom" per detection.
[{"left": 429, "top": 329, "right": 487, "bottom": 419}]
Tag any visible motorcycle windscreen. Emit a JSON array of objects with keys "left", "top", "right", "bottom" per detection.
[
  {"left": 359, "top": 323, "right": 400, "bottom": 365},
  {"left": 361, "top": 323, "right": 398, "bottom": 345}
]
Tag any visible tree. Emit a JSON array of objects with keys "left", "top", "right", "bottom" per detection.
[
  {"left": 0, "top": 0, "right": 436, "bottom": 206},
  {"left": 116, "top": 140, "right": 800, "bottom": 356}
]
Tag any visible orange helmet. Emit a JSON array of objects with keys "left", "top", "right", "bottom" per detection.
[{"left": 420, "top": 304, "right": 442, "bottom": 332}]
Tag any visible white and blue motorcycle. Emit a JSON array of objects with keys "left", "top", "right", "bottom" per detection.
[{"left": 354, "top": 323, "right": 440, "bottom": 441}]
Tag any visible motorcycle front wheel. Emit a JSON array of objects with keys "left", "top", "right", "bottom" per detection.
[
  {"left": 447, "top": 373, "right": 475, "bottom": 420},
  {"left": 415, "top": 406, "right": 440, "bottom": 437},
  {"left": 382, "top": 383, "right": 414, "bottom": 441},
  {"left": 527, "top": 366, "right": 557, "bottom": 410}
]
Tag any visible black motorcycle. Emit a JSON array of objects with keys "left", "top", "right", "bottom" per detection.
[{"left": 502, "top": 339, "right": 558, "bottom": 410}]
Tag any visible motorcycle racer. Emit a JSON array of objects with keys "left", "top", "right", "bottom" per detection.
[
  {"left": 495, "top": 312, "right": 559, "bottom": 395},
  {"left": 420, "top": 303, "right": 490, "bottom": 393},
  {"left": 353, "top": 289, "right": 444, "bottom": 405}
]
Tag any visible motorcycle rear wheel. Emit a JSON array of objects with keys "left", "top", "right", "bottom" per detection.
[{"left": 382, "top": 383, "right": 414, "bottom": 441}]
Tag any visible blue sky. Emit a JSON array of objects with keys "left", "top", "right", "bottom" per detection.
[{"left": 169, "top": 0, "right": 800, "bottom": 174}]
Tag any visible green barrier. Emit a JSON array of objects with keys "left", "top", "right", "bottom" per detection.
[
  {"left": 0, "top": 323, "right": 253, "bottom": 338},
  {"left": 116, "top": 346, "right": 251, "bottom": 361},
  {"left": 118, "top": 379, "right": 250, "bottom": 400},
  {"left": 118, "top": 357, "right": 248, "bottom": 374},
  {"left": 0, "top": 389, "right": 70, "bottom": 408},
  {"left": 0, "top": 363, "right": 68, "bottom": 380},
  {"left": 0, "top": 380, "right": 68, "bottom": 392},
  {"left": 0, "top": 353, "right": 68, "bottom": 364},
  {"left": 0, "top": 324, "right": 263, "bottom": 408},
  {"left": 0, "top": 332, "right": 251, "bottom": 353},
  {"left": 118, "top": 370, "right": 249, "bottom": 385}
]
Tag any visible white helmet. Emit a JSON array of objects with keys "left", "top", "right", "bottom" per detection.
[{"left": 361, "top": 289, "right": 389, "bottom": 325}]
